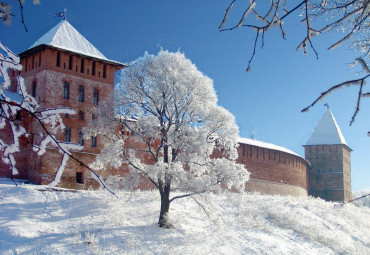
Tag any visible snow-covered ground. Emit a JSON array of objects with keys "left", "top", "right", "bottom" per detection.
[{"left": 0, "top": 178, "right": 369, "bottom": 255}]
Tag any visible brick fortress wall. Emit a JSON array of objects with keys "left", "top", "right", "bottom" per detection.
[
  {"left": 1, "top": 46, "right": 309, "bottom": 197},
  {"left": 213, "top": 143, "right": 309, "bottom": 196}
]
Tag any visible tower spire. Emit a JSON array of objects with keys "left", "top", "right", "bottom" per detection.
[
  {"left": 306, "top": 108, "right": 348, "bottom": 146},
  {"left": 54, "top": 9, "right": 67, "bottom": 21}
]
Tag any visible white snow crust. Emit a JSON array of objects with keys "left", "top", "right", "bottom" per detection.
[
  {"left": 0, "top": 178, "right": 369, "bottom": 254},
  {"left": 306, "top": 108, "right": 348, "bottom": 146},
  {"left": 29, "top": 20, "right": 108, "bottom": 60},
  {"left": 238, "top": 137, "right": 301, "bottom": 157}
]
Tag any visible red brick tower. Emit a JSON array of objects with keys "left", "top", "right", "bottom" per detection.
[
  {"left": 8, "top": 20, "right": 125, "bottom": 188},
  {"left": 304, "top": 108, "right": 352, "bottom": 202}
]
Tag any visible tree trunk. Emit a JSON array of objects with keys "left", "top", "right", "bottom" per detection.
[
  {"left": 158, "top": 181, "right": 171, "bottom": 228},
  {"left": 158, "top": 144, "right": 173, "bottom": 228}
]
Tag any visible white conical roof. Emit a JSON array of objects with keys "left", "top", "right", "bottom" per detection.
[
  {"left": 306, "top": 108, "right": 348, "bottom": 146},
  {"left": 29, "top": 20, "right": 107, "bottom": 60}
]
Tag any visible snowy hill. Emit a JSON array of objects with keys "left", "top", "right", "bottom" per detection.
[{"left": 0, "top": 178, "right": 369, "bottom": 255}]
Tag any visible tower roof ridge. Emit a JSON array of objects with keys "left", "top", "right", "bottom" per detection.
[
  {"left": 28, "top": 20, "right": 108, "bottom": 60},
  {"left": 306, "top": 108, "right": 348, "bottom": 146}
]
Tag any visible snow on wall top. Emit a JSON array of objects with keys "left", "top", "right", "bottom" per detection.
[
  {"left": 306, "top": 108, "right": 348, "bottom": 146},
  {"left": 238, "top": 137, "right": 300, "bottom": 157},
  {"left": 29, "top": 20, "right": 108, "bottom": 60}
]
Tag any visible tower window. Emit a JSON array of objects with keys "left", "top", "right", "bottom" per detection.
[
  {"left": 80, "top": 59, "right": 85, "bottom": 73},
  {"left": 92, "top": 62, "right": 96, "bottom": 76},
  {"left": 56, "top": 52, "right": 61, "bottom": 67},
  {"left": 69, "top": 55, "right": 73, "bottom": 70},
  {"left": 31, "top": 81, "right": 37, "bottom": 98},
  {"left": 76, "top": 172, "right": 83, "bottom": 184},
  {"left": 38, "top": 52, "right": 41, "bottom": 67},
  {"left": 93, "top": 89, "right": 99, "bottom": 105},
  {"left": 63, "top": 82, "right": 69, "bottom": 99},
  {"left": 65, "top": 127, "right": 71, "bottom": 142},
  {"left": 78, "top": 86, "right": 84, "bottom": 102},
  {"left": 78, "top": 110, "right": 84, "bottom": 121},
  {"left": 103, "top": 64, "right": 107, "bottom": 78},
  {"left": 78, "top": 130, "right": 84, "bottom": 145},
  {"left": 91, "top": 136, "right": 97, "bottom": 147}
]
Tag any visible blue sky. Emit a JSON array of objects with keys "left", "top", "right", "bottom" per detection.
[{"left": 2, "top": 0, "right": 369, "bottom": 191}]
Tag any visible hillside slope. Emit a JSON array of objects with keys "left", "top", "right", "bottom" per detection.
[{"left": 0, "top": 178, "right": 369, "bottom": 255}]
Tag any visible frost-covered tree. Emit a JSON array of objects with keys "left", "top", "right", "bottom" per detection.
[
  {"left": 87, "top": 50, "right": 249, "bottom": 227},
  {"left": 219, "top": 0, "right": 369, "bottom": 132}
]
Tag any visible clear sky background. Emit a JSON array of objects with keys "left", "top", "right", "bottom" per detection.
[{"left": 2, "top": 0, "right": 369, "bottom": 191}]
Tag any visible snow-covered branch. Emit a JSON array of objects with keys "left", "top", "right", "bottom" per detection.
[
  {"left": 220, "top": 0, "right": 369, "bottom": 69},
  {"left": 220, "top": 0, "right": 369, "bottom": 128}
]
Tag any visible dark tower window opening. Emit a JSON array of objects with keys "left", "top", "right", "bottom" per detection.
[
  {"left": 56, "top": 52, "right": 61, "bottom": 67},
  {"left": 78, "top": 110, "right": 84, "bottom": 121},
  {"left": 31, "top": 81, "right": 37, "bottom": 98},
  {"left": 78, "top": 86, "right": 84, "bottom": 102},
  {"left": 92, "top": 62, "right": 96, "bottom": 76},
  {"left": 78, "top": 130, "right": 84, "bottom": 145},
  {"left": 103, "top": 64, "right": 107, "bottom": 78},
  {"left": 76, "top": 172, "right": 83, "bottom": 184},
  {"left": 63, "top": 82, "right": 69, "bottom": 99},
  {"left": 80, "top": 58, "right": 85, "bottom": 73},
  {"left": 38, "top": 52, "right": 41, "bottom": 67},
  {"left": 91, "top": 136, "right": 97, "bottom": 147},
  {"left": 93, "top": 89, "right": 99, "bottom": 105},
  {"left": 69, "top": 55, "right": 73, "bottom": 70},
  {"left": 65, "top": 127, "right": 71, "bottom": 142}
]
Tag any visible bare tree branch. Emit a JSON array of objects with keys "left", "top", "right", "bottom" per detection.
[
  {"left": 18, "top": 0, "right": 27, "bottom": 32},
  {"left": 301, "top": 74, "right": 370, "bottom": 114}
]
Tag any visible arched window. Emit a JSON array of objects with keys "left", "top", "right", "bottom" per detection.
[
  {"left": 56, "top": 52, "right": 61, "bottom": 67},
  {"left": 78, "top": 110, "right": 84, "bottom": 121},
  {"left": 78, "top": 85, "right": 84, "bottom": 102},
  {"left": 63, "top": 82, "right": 69, "bottom": 99},
  {"left": 93, "top": 89, "right": 99, "bottom": 105},
  {"left": 78, "top": 130, "right": 84, "bottom": 145},
  {"left": 65, "top": 127, "right": 71, "bottom": 142},
  {"left": 31, "top": 81, "right": 37, "bottom": 98}
]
